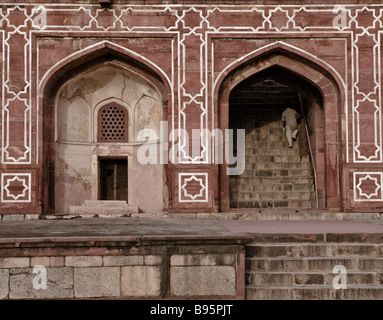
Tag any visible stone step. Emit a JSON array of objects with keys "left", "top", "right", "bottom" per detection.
[
  {"left": 245, "top": 271, "right": 383, "bottom": 286},
  {"left": 245, "top": 257, "right": 383, "bottom": 272},
  {"left": 245, "top": 136, "right": 291, "bottom": 145},
  {"left": 231, "top": 200, "right": 313, "bottom": 208},
  {"left": 244, "top": 162, "right": 311, "bottom": 170},
  {"left": 245, "top": 243, "right": 383, "bottom": 258},
  {"left": 41, "top": 212, "right": 166, "bottom": 220},
  {"left": 242, "top": 141, "right": 300, "bottom": 149},
  {"left": 242, "top": 128, "right": 285, "bottom": 135},
  {"left": 238, "top": 169, "right": 313, "bottom": 178},
  {"left": 234, "top": 191, "right": 313, "bottom": 201},
  {"left": 229, "top": 177, "right": 314, "bottom": 185},
  {"left": 245, "top": 148, "right": 309, "bottom": 156},
  {"left": 246, "top": 133, "right": 288, "bottom": 142},
  {"left": 245, "top": 286, "right": 383, "bottom": 300},
  {"left": 69, "top": 200, "right": 139, "bottom": 215},
  {"left": 250, "top": 233, "right": 383, "bottom": 244},
  {"left": 232, "top": 183, "right": 314, "bottom": 193},
  {"left": 69, "top": 206, "right": 139, "bottom": 215},
  {"left": 83, "top": 200, "right": 130, "bottom": 207},
  {"left": 245, "top": 128, "right": 285, "bottom": 134},
  {"left": 245, "top": 154, "right": 304, "bottom": 163},
  {"left": 241, "top": 141, "right": 293, "bottom": 149}
]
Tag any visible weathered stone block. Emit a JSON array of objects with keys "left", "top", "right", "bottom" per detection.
[
  {"left": 31, "top": 257, "right": 50, "bottom": 267},
  {"left": 50, "top": 257, "right": 65, "bottom": 267},
  {"left": 168, "top": 213, "right": 197, "bottom": 219},
  {"left": 74, "top": 267, "right": 120, "bottom": 298},
  {"left": 170, "top": 266, "right": 236, "bottom": 296},
  {"left": 246, "top": 272, "right": 294, "bottom": 286},
  {"left": 211, "top": 212, "right": 229, "bottom": 220},
  {"left": 144, "top": 255, "right": 162, "bottom": 266},
  {"left": 330, "top": 244, "right": 380, "bottom": 257},
  {"left": 2, "top": 215, "right": 25, "bottom": 221},
  {"left": 65, "top": 256, "right": 102, "bottom": 267},
  {"left": 103, "top": 255, "right": 144, "bottom": 266},
  {"left": 0, "top": 269, "right": 9, "bottom": 299},
  {"left": 9, "top": 267, "right": 73, "bottom": 299},
  {"left": 171, "top": 254, "right": 217, "bottom": 266},
  {"left": 294, "top": 273, "right": 324, "bottom": 285},
  {"left": 69, "top": 206, "right": 138, "bottom": 215},
  {"left": 196, "top": 213, "right": 211, "bottom": 219},
  {"left": 0, "top": 258, "right": 30, "bottom": 268},
  {"left": 216, "top": 254, "right": 237, "bottom": 266},
  {"left": 120, "top": 266, "right": 161, "bottom": 297},
  {"left": 25, "top": 215, "right": 39, "bottom": 220},
  {"left": 246, "top": 287, "right": 289, "bottom": 300}
]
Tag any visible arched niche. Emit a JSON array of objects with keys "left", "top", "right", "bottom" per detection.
[
  {"left": 40, "top": 45, "right": 169, "bottom": 214},
  {"left": 217, "top": 48, "right": 344, "bottom": 212}
]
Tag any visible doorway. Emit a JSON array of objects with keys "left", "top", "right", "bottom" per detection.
[
  {"left": 99, "top": 159, "right": 128, "bottom": 201},
  {"left": 229, "top": 78, "right": 316, "bottom": 209},
  {"left": 218, "top": 50, "right": 342, "bottom": 212}
]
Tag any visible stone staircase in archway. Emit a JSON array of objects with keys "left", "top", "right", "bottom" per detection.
[
  {"left": 229, "top": 79, "right": 316, "bottom": 209},
  {"left": 229, "top": 110, "right": 315, "bottom": 209}
]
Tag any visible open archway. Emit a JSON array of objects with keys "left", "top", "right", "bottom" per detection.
[
  {"left": 217, "top": 47, "right": 344, "bottom": 212},
  {"left": 39, "top": 43, "right": 170, "bottom": 214}
]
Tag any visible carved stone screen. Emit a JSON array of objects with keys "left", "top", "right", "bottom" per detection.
[{"left": 98, "top": 103, "right": 128, "bottom": 142}]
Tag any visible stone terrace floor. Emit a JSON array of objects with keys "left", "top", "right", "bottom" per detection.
[{"left": 0, "top": 217, "right": 383, "bottom": 241}]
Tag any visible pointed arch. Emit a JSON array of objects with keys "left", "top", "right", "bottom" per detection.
[
  {"left": 39, "top": 41, "right": 171, "bottom": 214},
  {"left": 217, "top": 44, "right": 345, "bottom": 212},
  {"left": 39, "top": 40, "right": 171, "bottom": 98},
  {"left": 214, "top": 41, "right": 345, "bottom": 99}
]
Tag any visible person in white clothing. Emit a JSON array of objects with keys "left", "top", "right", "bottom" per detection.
[{"left": 281, "top": 106, "right": 300, "bottom": 148}]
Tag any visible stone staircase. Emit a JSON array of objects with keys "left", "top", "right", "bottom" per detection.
[
  {"left": 229, "top": 110, "right": 315, "bottom": 209},
  {"left": 229, "top": 79, "right": 316, "bottom": 209},
  {"left": 245, "top": 236, "right": 383, "bottom": 299}
]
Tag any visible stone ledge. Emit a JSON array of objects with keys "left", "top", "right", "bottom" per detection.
[
  {"left": 39, "top": 212, "right": 168, "bottom": 220},
  {"left": 168, "top": 212, "right": 383, "bottom": 221},
  {"left": 68, "top": 206, "right": 139, "bottom": 215},
  {"left": 1, "top": 211, "right": 382, "bottom": 221}
]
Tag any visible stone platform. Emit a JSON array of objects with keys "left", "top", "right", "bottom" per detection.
[
  {"left": 0, "top": 217, "right": 383, "bottom": 299},
  {"left": 0, "top": 218, "right": 251, "bottom": 299}
]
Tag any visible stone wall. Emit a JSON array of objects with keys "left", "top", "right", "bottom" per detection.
[
  {"left": 1, "top": 1, "right": 383, "bottom": 215},
  {"left": 0, "top": 239, "right": 245, "bottom": 299}
]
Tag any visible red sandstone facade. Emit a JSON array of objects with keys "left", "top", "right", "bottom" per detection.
[{"left": 1, "top": 0, "right": 383, "bottom": 215}]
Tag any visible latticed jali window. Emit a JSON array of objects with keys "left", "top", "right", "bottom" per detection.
[{"left": 98, "top": 103, "right": 128, "bottom": 142}]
